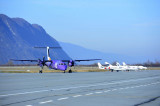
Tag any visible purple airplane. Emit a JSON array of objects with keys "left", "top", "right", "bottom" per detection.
[{"left": 11, "top": 47, "right": 101, "bottom": 73}]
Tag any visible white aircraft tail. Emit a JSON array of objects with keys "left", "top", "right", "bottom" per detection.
[
  {"left": 98, "top": 62, "right": 103, "bottom": 69},
  {"left": 34, "top": 46, "right": 61, "bottom": 61},
  {"left": 122, "top": 62, "right": 127, "bottom": 66},
  {"left": 47, "top": 46, "right": 51, "bottom": 60},
  {"left": 105, "top": 62, "right": 111, "bottom": 66},
  {"left": 116, "top": 62, "right": 120, "bottom": 66}
]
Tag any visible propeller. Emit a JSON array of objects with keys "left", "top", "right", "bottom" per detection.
[
  {"left": 38, "top": 56, "right": 52, "bottom": 67},
  {"left": 68, "top": 60, "right": 75, "bottom": 67}
]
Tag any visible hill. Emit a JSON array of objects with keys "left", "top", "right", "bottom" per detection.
[
  {"left": 59, "top": 42, "right": 148, "bottom": 64},
  {"left": 0, "top": 14, "right": 70, "bottom": 64}
]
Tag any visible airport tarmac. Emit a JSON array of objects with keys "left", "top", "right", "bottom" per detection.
[{"left": 0, "top": 70, "right": 160, "bottom": 106}]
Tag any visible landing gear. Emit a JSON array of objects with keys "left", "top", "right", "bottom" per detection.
[
  {"left": 69, "top": 69, "right": 72, "bottom": 73},
  {"left": 39, "top": 70, "right": 43, "bottom": 73},
  {"left": 68, "top": 67, "right": 72, "bottom": 73},
  {"left": 111, "top": 69, "right": 113, "bottom": 72},
  {"left": 39, "top": 67, "right": 43, "bottom": 73}
]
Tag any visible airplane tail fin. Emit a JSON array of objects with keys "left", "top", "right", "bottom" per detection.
[
  {"left": 116, "top": 62, "right": 120, "bottom": 66},
  {"left": 122, "top": 62, "right": 127, "bottom": 66},
  {"left": 97, "top": 62, "right": 103, "bottom": 69},
  {"left": 105, "top": 62, "right": 111, "bottom": 66},
  {"left": 34, "top": 46, "right": 61, "bottom": 60},
  {"left": 47, "top": 47, "right": 51, "bottom": 60}
]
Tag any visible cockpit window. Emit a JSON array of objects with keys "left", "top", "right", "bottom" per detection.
[{"left": 59, "top": 63, "right": 66, "bottom": 65}]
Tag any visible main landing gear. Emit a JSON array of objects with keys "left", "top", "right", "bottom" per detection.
[
  {"left": 63, "top": 69, "right": 72, "bottom": 73},
  {"left": 39, "top": 67, "right": 43, "bottom": 73},
  {"left": 39, "top": 70, "right": 43, "bottom": 73},
  {"left": 69, "top": 69, "right": 72, "bottom": 73},
  {"left": 68, "top": 67, "right": 72, "bottom": 73}
]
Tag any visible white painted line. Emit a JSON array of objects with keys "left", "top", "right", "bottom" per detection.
[
  {"left": 85, "top": 93, "right": 93, "bottom": 96},
  {"left": 73, "top": 95, "right": 82, "bottom": 97},
  {"left": 1, "top": 77, "right": 159, "bottom": 97},
  {"left": 112, "top": 89, "right": 117, "bottom": 91},
  {"left": 39, "top": 100, "right": 53, "bottom": 104},
  {"left": 57, "top": 97, "right": 69, "bottom": 101},
  {"left": 96, "top": 91, "right": 102, "bottom": 93},
  {"left": 104, "top": 90, "right": 111, "bottom": 92},
  {"left": 134, "top": 85, "right": 141, "bottom": 88},
  {"left": 0, "top": 90, "right": 50, "bottom": 97},
  {"left": 26, "top": 105, "right": 32, "bottom": 106}
]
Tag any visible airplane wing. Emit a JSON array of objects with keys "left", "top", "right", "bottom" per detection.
[
  {"left": 10, "top": 59, "right": 38, "bottom": 62},
  {"left": 74, "top": 59, "right": 101, "bottom": 62},
  {"left": 62, "top": 59, "right": 101, "bottom": 62},
  {"left": 10, "top": 59, "right": 52, "bottom": 62}
]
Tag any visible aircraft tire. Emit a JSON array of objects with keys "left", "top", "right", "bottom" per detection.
[
  {"left": 69, "top": 69, "right": 72, "bottom": 73},
  {"left": 39, "top": 70, "right": 42, "bottom": 73}
]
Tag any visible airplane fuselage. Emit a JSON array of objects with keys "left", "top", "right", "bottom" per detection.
[{"left": 45, "top": 60, "right": 67, "bottom": 71}]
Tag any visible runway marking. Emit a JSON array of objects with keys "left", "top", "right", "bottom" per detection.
[
  {"left": 57, "top": 97, "right": 69, "bottom": 101},
  {"left": 23, "top": 81, "right": 160, "bottom": 105},
  {"left": 39, "top": 100, "right": 53, "bottom": 104},
  {"left": 0, "top": 76, "right": 159, "bottom": 97},
  {"left": 112, "top": 89, "right": 117, "bottom": 91},
  {"left": 73, "top": 95, "right": 82, "bottom": 97},
  {"left": 85, "top": 93, "right": 93, "bottom": 95},
  {"left": 104, "top": 90, "right": 111, "bottom": 92},
  {"left": 95, "top": 92, "right": 102, "bottom": 94}
]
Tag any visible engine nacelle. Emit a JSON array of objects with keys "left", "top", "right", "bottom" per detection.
[{"left": 68, "top": 60, "right": 74, "bottom": 67}]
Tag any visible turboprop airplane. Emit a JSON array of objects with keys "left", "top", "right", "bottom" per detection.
[
  {"left": 11, "top": 46, "right": 101, "bottom": 73},
  {"left": 97, "top": 62, "right": 125, "bottom": 72}
]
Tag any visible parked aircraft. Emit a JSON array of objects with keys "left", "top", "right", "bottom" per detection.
[
  {"left": 98, "top": 62, "right": 125, "bottom": 72},
  {"left": 11, "top": 46, "right": 101, "bottom": 73},
  {"left": 98, "top": 61, "right": 147, "bottom": 72},
  {"left": 122, "top": 62, "right": 147, "bottom": 70}
]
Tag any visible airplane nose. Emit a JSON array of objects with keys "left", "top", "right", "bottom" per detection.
[{"left": 62, "top": 65, "right": 67, "bottom": 71}]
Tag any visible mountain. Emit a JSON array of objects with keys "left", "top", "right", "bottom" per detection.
[
  {"left": 59, "top": 42, "right": 148, "bottom": 64},
  {"left": 0, "top": 14, "right": 71, "bottom": 64},
  {"left": 0, "top": 14, "right": 149, "bottom": 65}
]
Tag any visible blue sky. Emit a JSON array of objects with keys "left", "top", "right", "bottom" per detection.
[{"left": 0, "top": 0, "right": 160, "bottom": 61}]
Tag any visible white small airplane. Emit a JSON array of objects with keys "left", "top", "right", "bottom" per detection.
[
  {"left": 122, "top": 62, "right": 147, "bottom": 70},
  {"left": 98, "top": 62, "right": 125, "bottom": 72}
]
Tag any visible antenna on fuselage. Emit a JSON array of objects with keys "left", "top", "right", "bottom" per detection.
[{"left": 34, "top": 46, "right": 61, "bottom": 60}]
